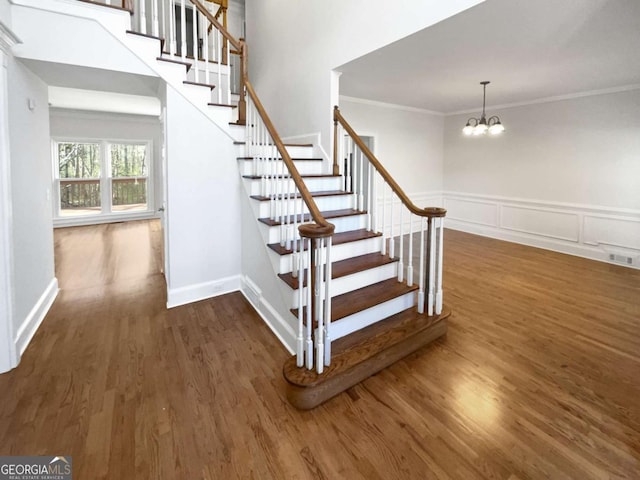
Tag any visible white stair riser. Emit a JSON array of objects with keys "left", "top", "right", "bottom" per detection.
[
  {"left": 261, "top": 214, "right": 368, "bottom": 244},
  {"left": 238, "top": 158, "right": 325, "bottom": 176},
  {"left": 185, "top": 63, "right": 230, "bottom": 83},
  {"left": 181, "top": 83, "right": 215, "bottom": 106},
  {"left": 206, "top": 106, "right": 234, "bottom": 126},
  {"left": 328, "top": 291, "right": 417, "bottom": 341},
  {"left": 244, "top": 176, "right": 343, "bottom": 196},
  {"left": 289, "top": 262, "right": 398, "bottom": 308},
  {"left": 253, "top": 195, "right": 354, "bottom": 218},
  {"left": 122, "top": 34, "right": 160, "bottom": 63},
  {"left": 269, "top": 236, "right": 383, "bottom": 274},
  {"left": 154, "top": 60, "right": 190, "bottom": 87},
  {"left": 240, "top": 145, "right": 317, "bottom": 159}
]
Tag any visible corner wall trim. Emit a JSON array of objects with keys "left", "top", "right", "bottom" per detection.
[
  {"left": 166, "top": 275, "right": 242, "bottom": 308},
  {"left": 15, "top": 277, "right": 59, "bottom": 357}
]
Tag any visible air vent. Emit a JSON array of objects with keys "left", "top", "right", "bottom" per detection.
[{"left": 609, "top": 253, "right": 633, "bottom": 265}]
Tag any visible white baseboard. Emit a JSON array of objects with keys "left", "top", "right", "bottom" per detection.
[
  {"left": 240, "top": 276, "right": 295, "bottom": 354},
  {"left": 166, "top": 275, "right": 241, "bottom": 308},
  {"left": 443, "top": 192, "right": 640, "bottom": 269},
  {"left": 15, "top": 277, "right": 59, "bottom": 357}
]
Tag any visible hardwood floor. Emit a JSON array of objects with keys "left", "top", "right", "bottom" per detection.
[{"left": 1, "top": 223, "right": 639, "bottom": 479}]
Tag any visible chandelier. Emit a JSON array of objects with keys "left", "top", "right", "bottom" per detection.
[{"left": 462, "top": 81, "right": 504, "bottom": 136}]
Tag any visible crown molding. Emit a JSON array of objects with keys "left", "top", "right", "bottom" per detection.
[
  {"left": 339, "top": 95, "right": 444, "bottom": 116},
  {"left": 446, "top": 84, "right": 640, "bottom": 116},
  {"left": 0, "top": 21, "right": 21, "bottom": 55}
]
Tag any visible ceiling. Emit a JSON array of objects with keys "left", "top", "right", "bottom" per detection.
[{"left": 337, "top": 0, "right": 640, "bottom": 114}]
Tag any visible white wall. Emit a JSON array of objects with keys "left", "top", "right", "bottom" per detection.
[
  {"left": 245, "top": 0, "right": 483, "bottom": 155},
  {"left": 443, "top": 89, "right": 640, "bottom": 267},
  {"left": 49, "top": 108, "right": 163, "bottom": 225},
  {"left": 164, "top": 85, "right": 242, "bottom": 307},
  {"left": 7, "top": 57, "right": 58, "bottom": 367},
  {"left": 339, "top": 97, "right": 443, "bottom": 203},
  {"left": 0, "top": 0, "right": 11, "bottom": 27}
]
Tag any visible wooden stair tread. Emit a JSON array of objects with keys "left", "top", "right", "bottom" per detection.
[
  {"left": 267, "top": 229, "right": 381, "bottom": 255},
  {"left": 183, "top": 80, "right": 216, "bottom": 89},
  {"left": 161, "top": 51, "right": 224, "bottom": 65},
  {"left": 209, "top": 102, "right": 237, "bottom": 108},
  {"left": 250, "top": 190, "right": 351, "bottom": 202},
  {"left": 291, "top": 278, "right": 418, "bottom": 322},
  {"left": 126, "top": 30, "right": 163, "bottom": 42},
  {"left": 279, "top": 252, "right": 398, "bottom": 289},
  {"left": 259, "top": 208, "right": 364, "bottom": 227},
  {"left": 157, "top": 56, "right": 191, "bottom": 71},
  {"left": 283, "top": 307, "right": 450, "bottom": 409}
]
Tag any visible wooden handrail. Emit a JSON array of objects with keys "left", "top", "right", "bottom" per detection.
[
  {"left": 334, "top": 106, "right": 446, "bottom": 219},
  {"left": 189, "top": 0, "right": 241, "bottom": 51},
  {"left": 245, "top": 80, "right": 334, "bottom": 236}
]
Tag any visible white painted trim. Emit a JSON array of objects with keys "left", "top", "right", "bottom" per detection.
[
  {"left": 0, "top": 19, "right": 21, "bottom": 53},
  {"left": 53, "top": 210, "right": 159, "bottom": 228},
  {"left": 443, "top": 191, "right": 640, "bottom": 269},
  {"left": 15, "top": 277, "right": 59, "bottom": 357},
  {"left": 0, "top": 49, "right": 17, "bottom": 373},
  {"left": 166, "top": 274, "right": 241, "bottom": 308},
  {"left": 446, "top": 84, "right": 640, "bottom": 116},
  {"left": 240, "top": 275, "right": 295, "bottom": 354},
  {"left": 340, "top": 95, "right": 444, "bottom": 116}
]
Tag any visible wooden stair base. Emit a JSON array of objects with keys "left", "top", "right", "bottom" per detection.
[{"left": 283, "top": 307, "right": 450, "bottom": 410}]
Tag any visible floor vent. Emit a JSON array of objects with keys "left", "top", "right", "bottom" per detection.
[{"left": 609, "top": 253, "right": 633, "bottom": 265}]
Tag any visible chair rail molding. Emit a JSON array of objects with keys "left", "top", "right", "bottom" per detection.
[{"left": 443, "top": 191, "right": 640, "bottom": 269}]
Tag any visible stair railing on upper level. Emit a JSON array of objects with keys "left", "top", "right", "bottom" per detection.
[
  {"left": 119, "top": 0, "right": 245, "bottom": 117},
  {"left": 333, "top": 106, "right": 447, "bottom": 316}
]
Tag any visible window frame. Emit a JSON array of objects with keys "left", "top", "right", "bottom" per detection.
[{"left": 52, "top": 137, "right": 154, "bottom": 224}]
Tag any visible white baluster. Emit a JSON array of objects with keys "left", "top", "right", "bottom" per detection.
[
  {"left": 351, "top": 143, "right": 358, "bottom": 207},
  {"left": 139, "top": 0, "right": 147, "bottom": 34},
  {"left": 217, "top": 30, "right": 222, "bottom": 103},
  {"left": 428, "top": 217, "right": 436, "bottom": 316},
  {"left": 226, "top": 39, "right": 231, "bottom": 105},
  {"left": 192, "top": 4, "right": 198, "bottom": 83},
  {"left": 296, "top": 226, "right": 304, "bottom": 367},
  {"left": 204, "top": 14, "right": 210, "bottom": 84},
  {"left": 398, "top": 206, "right": 404, "bottom": 282},
  {"left": 152, "top": 0, "right": 159, "bottom": 37},
  {"left": 324, "top": 237, "right": 332, "bottom": 366},
  {"left": 407, "top": 213, "right": 414, "bottom": 286},
  {"left": 169, "top": 0, "right": 176, "bottom": 55},
  {"left": 180, "top": 0, "right": 187, "bottom": 59},
  {"left": 389, "top": 194, "right": 395, "bottom": 259},
  {"left": 305, "top": 244, "right": 313, "bottom": 369},
  {"left": 380, "top": 182, "right": 387, "bottom": 255},
  {"left": 316, "top": 238, "right": 325, "bottom": 374},
  {"left": 358, "top": 148, "right": 364, "bottom": 211},
  {"left": 435, "top": 217, "right": 444, "bottom": 314},
  {"left": 368, "top": 164, "right": 375, "bottom": 232},
  {"left": 417, "top": 217, "right": 426, "bottom": 314},
  {"left": 279, "top": 148, "right": 286, "bottom": 248},
  {"left": 161, "top": 0, "right": 167, "bottom": 46}
]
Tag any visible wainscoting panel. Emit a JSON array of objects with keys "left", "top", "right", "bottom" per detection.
[
  {"left": 583, "top": 215, "right": 640, "bottom": 250},
  {"left": 443, "top": 192, "right": 640, "bottom": 269},
  {"left": 444, "top": 197, "right": 498, "bottom": 227},
  {"left": 500, "top": 205, "right": 579, "bottom": 242}
]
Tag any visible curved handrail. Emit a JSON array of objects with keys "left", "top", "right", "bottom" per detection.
[
  {"left": 245, "top": 81, "right": 334, "bottom": 236},
  {"left": 334, "top": 106, "right": 446, "bottom": 219}
]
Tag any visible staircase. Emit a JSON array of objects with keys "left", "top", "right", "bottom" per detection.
[
  {"left": 238, "top": 135, "right": 449, "bottom": 409},
  {"left": 19, "top": 0, "right": 449, "bottom": 409}
]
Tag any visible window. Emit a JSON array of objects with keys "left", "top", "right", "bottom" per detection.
[{"left": 53, "top": 139, "right": 152, "bottom": 220}]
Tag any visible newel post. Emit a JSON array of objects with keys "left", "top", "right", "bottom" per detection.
[
  {"left": 298, "top": 223, "right": 334, "bottom": 373},
  {"left": 333, "top": 106, "right": 340, "bottom": 175},
  {"left": 423, "top": 208, "right": 446, "bottom": 316},
  {"left": 237, "top": 40, "right": 247, "bottom": 125}
]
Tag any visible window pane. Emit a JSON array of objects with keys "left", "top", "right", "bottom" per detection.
[
  {"left": 58, "top": 143, "right": 101, "bottom": 179},
  {"left": 110, "top": 144, "right": 148, "bottom": 177},
  {"left": 59, "top": 179, "right": 101, "bottom": 216},
  {"left": 112, "top": 178, "right": 147, "bottom": 212}
]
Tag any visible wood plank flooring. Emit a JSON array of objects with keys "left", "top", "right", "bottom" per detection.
[{"left": 1, "top": 222, "right": 639, "bottom": 479}]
